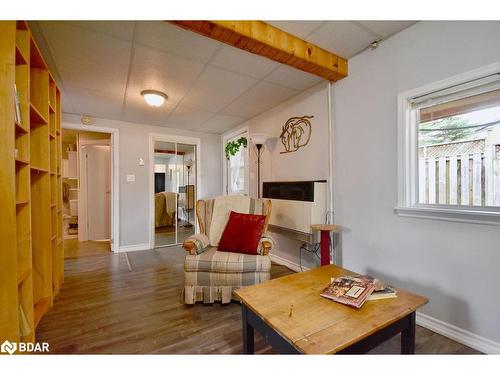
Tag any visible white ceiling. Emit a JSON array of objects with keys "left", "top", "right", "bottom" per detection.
[{"left": 31, "top": 21, "right": 416, "bottom": 134}]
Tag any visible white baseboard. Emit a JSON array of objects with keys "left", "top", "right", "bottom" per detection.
[
  {"left": 416, "top": 312, "right": 500, "bottom": 354},
  {"left": 117, "top": 243, "right": 151, "bottom": 253},
  {"left": 270, "top": 254, "right": 310, "bottom": 272}
]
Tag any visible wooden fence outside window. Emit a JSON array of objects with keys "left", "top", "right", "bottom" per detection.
[{"left": 418, "top": 145, "right": 500, "bottom": 206}]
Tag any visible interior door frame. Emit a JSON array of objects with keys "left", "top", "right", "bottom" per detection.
[
  {"left": 148, "top": 133, "right": 201, "bottom": 249},
  {"left": 62, "top": 123, "right": 120, "bottom": 253}
]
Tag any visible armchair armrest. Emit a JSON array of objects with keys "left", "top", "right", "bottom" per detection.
[
  {"left": 258, "top": 233, "right": 275, "bottom": 256},
  {"left": 183, "top": 234, "right": 210, "bottom": 255}
]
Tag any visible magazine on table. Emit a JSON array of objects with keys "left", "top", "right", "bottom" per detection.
[
  {"left": 321, "top": 274, "right": 397, "bottom": 308},
  {"left": 344, "top": 275, "right": 398, "bottom": 300},
  {"left": 320, "top": 275, "right": 375, "bottom": 308}
]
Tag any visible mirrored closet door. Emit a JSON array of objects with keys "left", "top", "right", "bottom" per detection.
[{"left": 153, "top": 141, "right": 197, "bottom": 248}]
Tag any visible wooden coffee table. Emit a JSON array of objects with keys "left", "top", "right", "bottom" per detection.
[{"left": 234, "top": 264, "right": 428, "bottom": 354}]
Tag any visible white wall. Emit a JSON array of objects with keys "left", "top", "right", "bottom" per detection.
[
  {"left": 225, "top": 82, "right": 332, "bottom": 269},
  {"left": 63, "top": 114, "right": 222, "bottom": 248},
  {"left": 333, "top": 21, "right": 500, "bottom": 348}
]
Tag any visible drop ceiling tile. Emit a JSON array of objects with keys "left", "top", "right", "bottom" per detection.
[
  {"left": 66, "top": 85, "right": 124, "bottom": 119},
  {"left": 264, "top": 65, "right": 322, "bottom": 91},
  {"left": 166, "top": 106, "right": 216, "bottom": 130},
  {"left": 40, "top": 22, "right": 131, "bottom": 96},
  {"left": 135, "top": 21, "right": 221, "bottom": 63},
  {"left": 181, "top": 66, "right": 257, "bottom": 112},
  {"left": 201, "top": 114, "right": 245, "bottom": 134},
  {"left": 306, "top": 21, "right": 375, "bottom": 59},
  {"left": 68, "top": 21, "right": 136, "bottom": 41},
  {"left": 209, "top": 44, "right": 278, "bottom": 79},
  {"left": 357, "top": 21, "right": 417, "bottom": 39},
  {"left": 222, "top": 82, "right": 298, "bottom": 119},
  {"left": 266, "top": 21, "right": 325, "bottom": 38},
  {"left": 127, "top": 44, "right": 204, "bottom": 107}
]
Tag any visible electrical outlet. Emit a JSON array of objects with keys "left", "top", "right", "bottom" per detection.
[{"left": 126, "top": 174, "right": 135, "bottom": 182}]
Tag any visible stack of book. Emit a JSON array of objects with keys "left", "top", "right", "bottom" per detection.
[{"left": 320, "top": 274, "right": 397, "bottom": 309}]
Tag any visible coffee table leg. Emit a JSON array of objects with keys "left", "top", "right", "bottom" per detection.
[
  {"left": 242, "top": 304, "right": 255, "bottom": 354},
  {"left": 401, "top": 312, "right": 416, "bottom": 354}
]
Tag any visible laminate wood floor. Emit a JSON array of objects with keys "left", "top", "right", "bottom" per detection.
[
  {"left": 36, "top": 244, "right": 479, "bottom": 354},
  {"left": 64, "top": 239, "right": 110, "bottom": 259}
]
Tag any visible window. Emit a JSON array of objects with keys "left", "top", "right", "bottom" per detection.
[
  {"left": 224, "top": 131, "right": 248, "bottom": 195},
  {"left": 228, "top": 144, "right": 245, "bottom": 194},
  {"left": 397, "top": 65, "right": 500, "bottom": 225}
]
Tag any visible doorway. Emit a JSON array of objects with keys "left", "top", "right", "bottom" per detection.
[
  {"left": 62, "top": 129, "right": 114, "bottom": 256},
  {"left": 150, "top": 134, "right": 199, "bottom": 248}
]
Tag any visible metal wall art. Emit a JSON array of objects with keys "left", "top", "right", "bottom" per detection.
[{"left": 280, "top": 115, "right": 314, "bottom": 154}]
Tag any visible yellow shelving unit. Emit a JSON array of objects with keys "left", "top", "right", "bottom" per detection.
[{"left": 0, "top": 20, "right": 63, "bottom": 344}]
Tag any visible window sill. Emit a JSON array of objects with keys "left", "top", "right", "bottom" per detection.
[{"left": 394, "top": 205, "right": 500, "bottom": 226}]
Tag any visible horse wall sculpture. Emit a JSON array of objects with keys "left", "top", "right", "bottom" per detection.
[{"left": 279, "top": 115, "right": 314, "bottom": 154}]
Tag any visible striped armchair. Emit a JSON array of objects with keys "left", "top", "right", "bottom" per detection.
[{"left": 182, "top": 196, "right": 275, "bottom": 304}]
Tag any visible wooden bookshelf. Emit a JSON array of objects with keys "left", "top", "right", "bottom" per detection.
[{"left": 0, "top": 20, "right": 63, "bottom": 344}]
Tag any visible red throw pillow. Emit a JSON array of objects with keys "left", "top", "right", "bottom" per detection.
[{"left": 218, "top": 211, "right": 266, "bottom": 255}]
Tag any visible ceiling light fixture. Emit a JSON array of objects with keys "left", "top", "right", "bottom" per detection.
[{"left": 141, "top": 90, "right": 167, "bottom": 107}]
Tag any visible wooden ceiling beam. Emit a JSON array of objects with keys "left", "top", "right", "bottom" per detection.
[{"left": 169, "top": 21, "right": 348, "bottom": 82}]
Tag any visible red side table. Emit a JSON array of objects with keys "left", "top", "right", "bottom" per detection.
[{"left": 310, "top": 224, "right": 342, "bottom": 266}]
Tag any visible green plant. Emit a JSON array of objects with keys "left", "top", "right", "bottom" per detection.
[
  {"left": 419, "top": 117, "right": 475, "bottom": 146},
  {"left": 225, "top": 137, "right": 247, "bottom": 159}
]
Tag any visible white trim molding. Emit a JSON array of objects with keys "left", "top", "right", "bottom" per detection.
[
  {"left": 117, "top": 243, "right": 151, "bottom": 253},
  {"left": 416, "top": 312, "right": 500, "bottom": 354},
  {"left": 396, "top": 61, "right": 500, "bottom": 226},
  {"left": 395, "top": 205, "right": 500, "bottom": 225},
  {"left": 270, "top": 254, "right": 310, "bottom": 273},
  {"left": 62, "top": 122, "right": 120, "bottom": 252}
]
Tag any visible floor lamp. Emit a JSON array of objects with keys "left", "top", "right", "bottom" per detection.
[
  {"left": 251, "top": 133, "right": 268, "bottom": 198},
  {"left": 184, "top": 159, "right": 194, "bottom": 228}
]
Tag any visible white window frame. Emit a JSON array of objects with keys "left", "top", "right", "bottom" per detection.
[
  {"left": 396, "top": 61, "right": 500, "bottom": 226},
  {"left": 222, "top": 127, "right": 249, "bottom": 196}
]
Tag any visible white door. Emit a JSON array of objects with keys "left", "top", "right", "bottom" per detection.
[{"left": 84, "top": 145, "right": 111, "bottom": 240}]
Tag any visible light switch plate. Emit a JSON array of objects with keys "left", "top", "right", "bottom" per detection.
[{"left": 126, "top": 174, "right": 135, "bottom": 182}]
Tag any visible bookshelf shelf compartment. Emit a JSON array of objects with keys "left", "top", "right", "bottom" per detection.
[
  {"left": 30, "top": 103, "right": 48, "bottom": 126},
  {"left": 30, "top": 38, "right": 48, "bottom": 70},
  {"left": 15, "top": 46, "right": 28, "bottom": 66},
  {"left": 16, "top": 158, "right": 29, "bottom": 166},
  {"left": 34, "top": 298, "right": 51, "bottom": 329},
  {"left": 30, "top": 166, "right": 49, "bottom": 174},
  {"left": 15, "top": 122, "right": 28, "bottom": 134},
  {"left": 15, "top": 28, "right": 29, "bottom": 65},
  {"left": 17, "top": 269, "right": 31, "bottom": 285}
]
